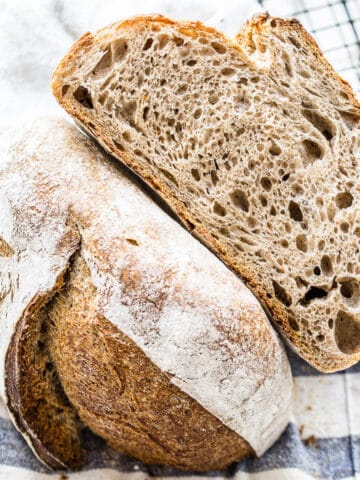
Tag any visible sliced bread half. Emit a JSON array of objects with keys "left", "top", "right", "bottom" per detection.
[{"left": 52, "top": 14, "right": 360, "bottom": 372}]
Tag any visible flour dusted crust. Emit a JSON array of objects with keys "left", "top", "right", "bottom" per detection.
[
  {"left": 0, "top": 119, "right": 292, "bottom": 470},
  {"left": 52, "top": 14, "right": 360, "bottom": 372}
]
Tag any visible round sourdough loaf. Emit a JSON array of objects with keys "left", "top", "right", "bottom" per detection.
[{"left": 0, "top": 118, "right": 292, "bottom": 471}]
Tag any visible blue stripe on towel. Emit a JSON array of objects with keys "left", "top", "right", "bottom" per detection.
[{"left": 0, "top": 417, "right": 358, "bottom": 479}]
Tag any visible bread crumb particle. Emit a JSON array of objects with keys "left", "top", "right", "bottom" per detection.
[{"left": 304, "top": 434, "right": 317, "bottom": 447}]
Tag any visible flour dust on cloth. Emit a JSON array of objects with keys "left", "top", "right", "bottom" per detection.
[{"left": 0, "top": 0, "right": 359, "bottom": 479}]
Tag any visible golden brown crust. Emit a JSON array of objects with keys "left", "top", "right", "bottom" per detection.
[{"left": 48, "top": 254, "right": 252, "bottom": 471}]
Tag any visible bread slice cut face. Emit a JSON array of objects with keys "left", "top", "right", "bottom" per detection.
[{"left": 52, "top": 14, "right": 360, "bottom": 372}]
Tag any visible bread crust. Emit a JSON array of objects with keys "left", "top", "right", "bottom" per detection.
[
  {"left": 0, "top": 119, "right": 292, "bottom": 470},
  {"left": 52, "top": 14, "right": 360, "bottom": 372},
  {"left": 48, "top": 254, "right": 252, "bottom": 471}
]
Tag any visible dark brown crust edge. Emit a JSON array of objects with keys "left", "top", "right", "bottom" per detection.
[
  {"left": 51, "top": 14, "right": 360, "bottom": 372},
  {"left": 5, "top": 281, "right": 85, "bottom": 470}
]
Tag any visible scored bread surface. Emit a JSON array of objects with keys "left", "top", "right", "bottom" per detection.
[
  {"left": 0, "top": 119, "right": 292, "bottom": 470},
  {"left": 52, "top": 14, "right": 360, "bottom": 372}
]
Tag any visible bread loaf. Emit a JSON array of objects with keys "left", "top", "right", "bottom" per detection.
[
  {"left": 0, "top": 119, "right": 292, "bottom": 471},
  {"left": 52, "top": 14, "right": 360, "bottom": 372}
]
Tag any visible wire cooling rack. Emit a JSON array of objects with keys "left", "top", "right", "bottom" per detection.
[{"left": 257, "top": 0, "right": 360, "bottom": 95}]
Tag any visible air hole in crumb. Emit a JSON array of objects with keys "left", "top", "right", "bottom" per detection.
[
  {"left": 269, "top": 142, "right": 281, "bottom": 156},
  {"left": 143, "top": 106, "right": 150, "bottom": 121},
  {"left": 302, "top": 139, "right": 323, "bottom": 165},
  {"left": 340, "top": 222, "right": 349, "bottom": 233},
  {"left": 302, "top": 108, "right": 335, "bottom": 141},
  {"left": 282, "top": 173, "right": 290, "bottom": 181},
  {"left": 260, "top": 177, "right": 272, "bottom": 191},
  {"left": 296, "top": 234, "right": 307, "bottom": 252},
  {"left": 158, "top": 34, "right": 169, "bottom": 49},
  {"left": 270, "top": 206, "right": 276, "bottom": 215},
  {"left": 221, "top": 67, "right": 236, "bottom": 76},
  {"left": 61, "top": 85, "right": 69, "bottom": 97},
  {"left": 191, "top": 169, "right": 200, "bottom": 181},
  {"left": 115, "top": 100, "right": 138, "bottom": 128},
  {"left": 198, "top": 37, "right": 208, "bottom": 45},
  {"left": 314, "top": 266, "right": 321, "bottom": 276},
  {"left": 335, "top": 192, "right": 353, "bottom": 209},
  {"left": 193, "top": 108, "right": 202, "bottom": 119},
  {"left": 335, "top": 310, "right": 360, "bottom": 354},
  {"left": 98, "top": 91, "right": 108, "bottom": 105},
  {"left": 338, "top": 110, "right": 360, "bottom": 130},
  {"left": 328, "top": 318, "right": 334, "bottom": 329},
  {"left": 282, "top": 52, "right": 292, "bottom": 76},
  {"left": 93, "top": 48, "right": 112, "bottom": 74},
  {"left": 292, "top": 184, "right": 304, "bottom": 195},
  {"left": 213, "top": 202, "right": 227, "bottom": 216},
  {"left": 143, "top": 38, "right": 154, "bottom": 50},
  {"left": 259, "top": 195, "right": 267, "bottom": 207},
  {"left": 295, "top": 276, "right": 309, "bottom": 288},
  {"left": 176, "top": 84, "right": 187, "bottom": 95},
  {"left": 340, "top": 281, "right": 354, "bottom": 298},
  {"left": 187, "top": 59, "right": 197, "bottom": 66},
  {"left": 230, "top": 190, "right": 249, "bottom": 212},
  {"left": 112, "top": 38, "right": 128, "bottom": 62},
  {"left": 73, "top": 86, "right": 93, "bottom": 108},
  {"left": 45, "top": 361, "right": 54, "bottom": 372},
  {"left": 299, "top": 69, "right": 310, "bottom": 78},
  {"left": 339, "top": 279, "right": 359, "bottom": 307},
  {"left": 211, "top": 170, "right": 219, "bottom": 186},
  {"left": 289, "top": 201, "right": 303, "bottom": 222},
  {"left": 272, "top": 280, "right": 292, "bottom": 307},
  {"left": 122, "top": 131, "right": 132, "bottom": 143},
  {"left": 126, "top": 238, "right": 139, "bottom": 246},
  {"left": 211, "top": 41, "right": 226, "bottom": 54},
  {"left": 173, "top": 36, "right": 184, "bottom": 46},
  {"left": 209, "top": 94, "right": 219, "bottom": 105},
  {"left": 300, "top": 286, "right": 328, "bottom": 306}
]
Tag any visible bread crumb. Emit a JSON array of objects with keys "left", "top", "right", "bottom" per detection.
[{"left": 304, "top": 434, "right": 317, "bottom": 447}]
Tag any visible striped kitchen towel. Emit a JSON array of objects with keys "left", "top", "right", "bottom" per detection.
[{"left": 0, "top": 350, "right": 359, "bottom": 479}]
